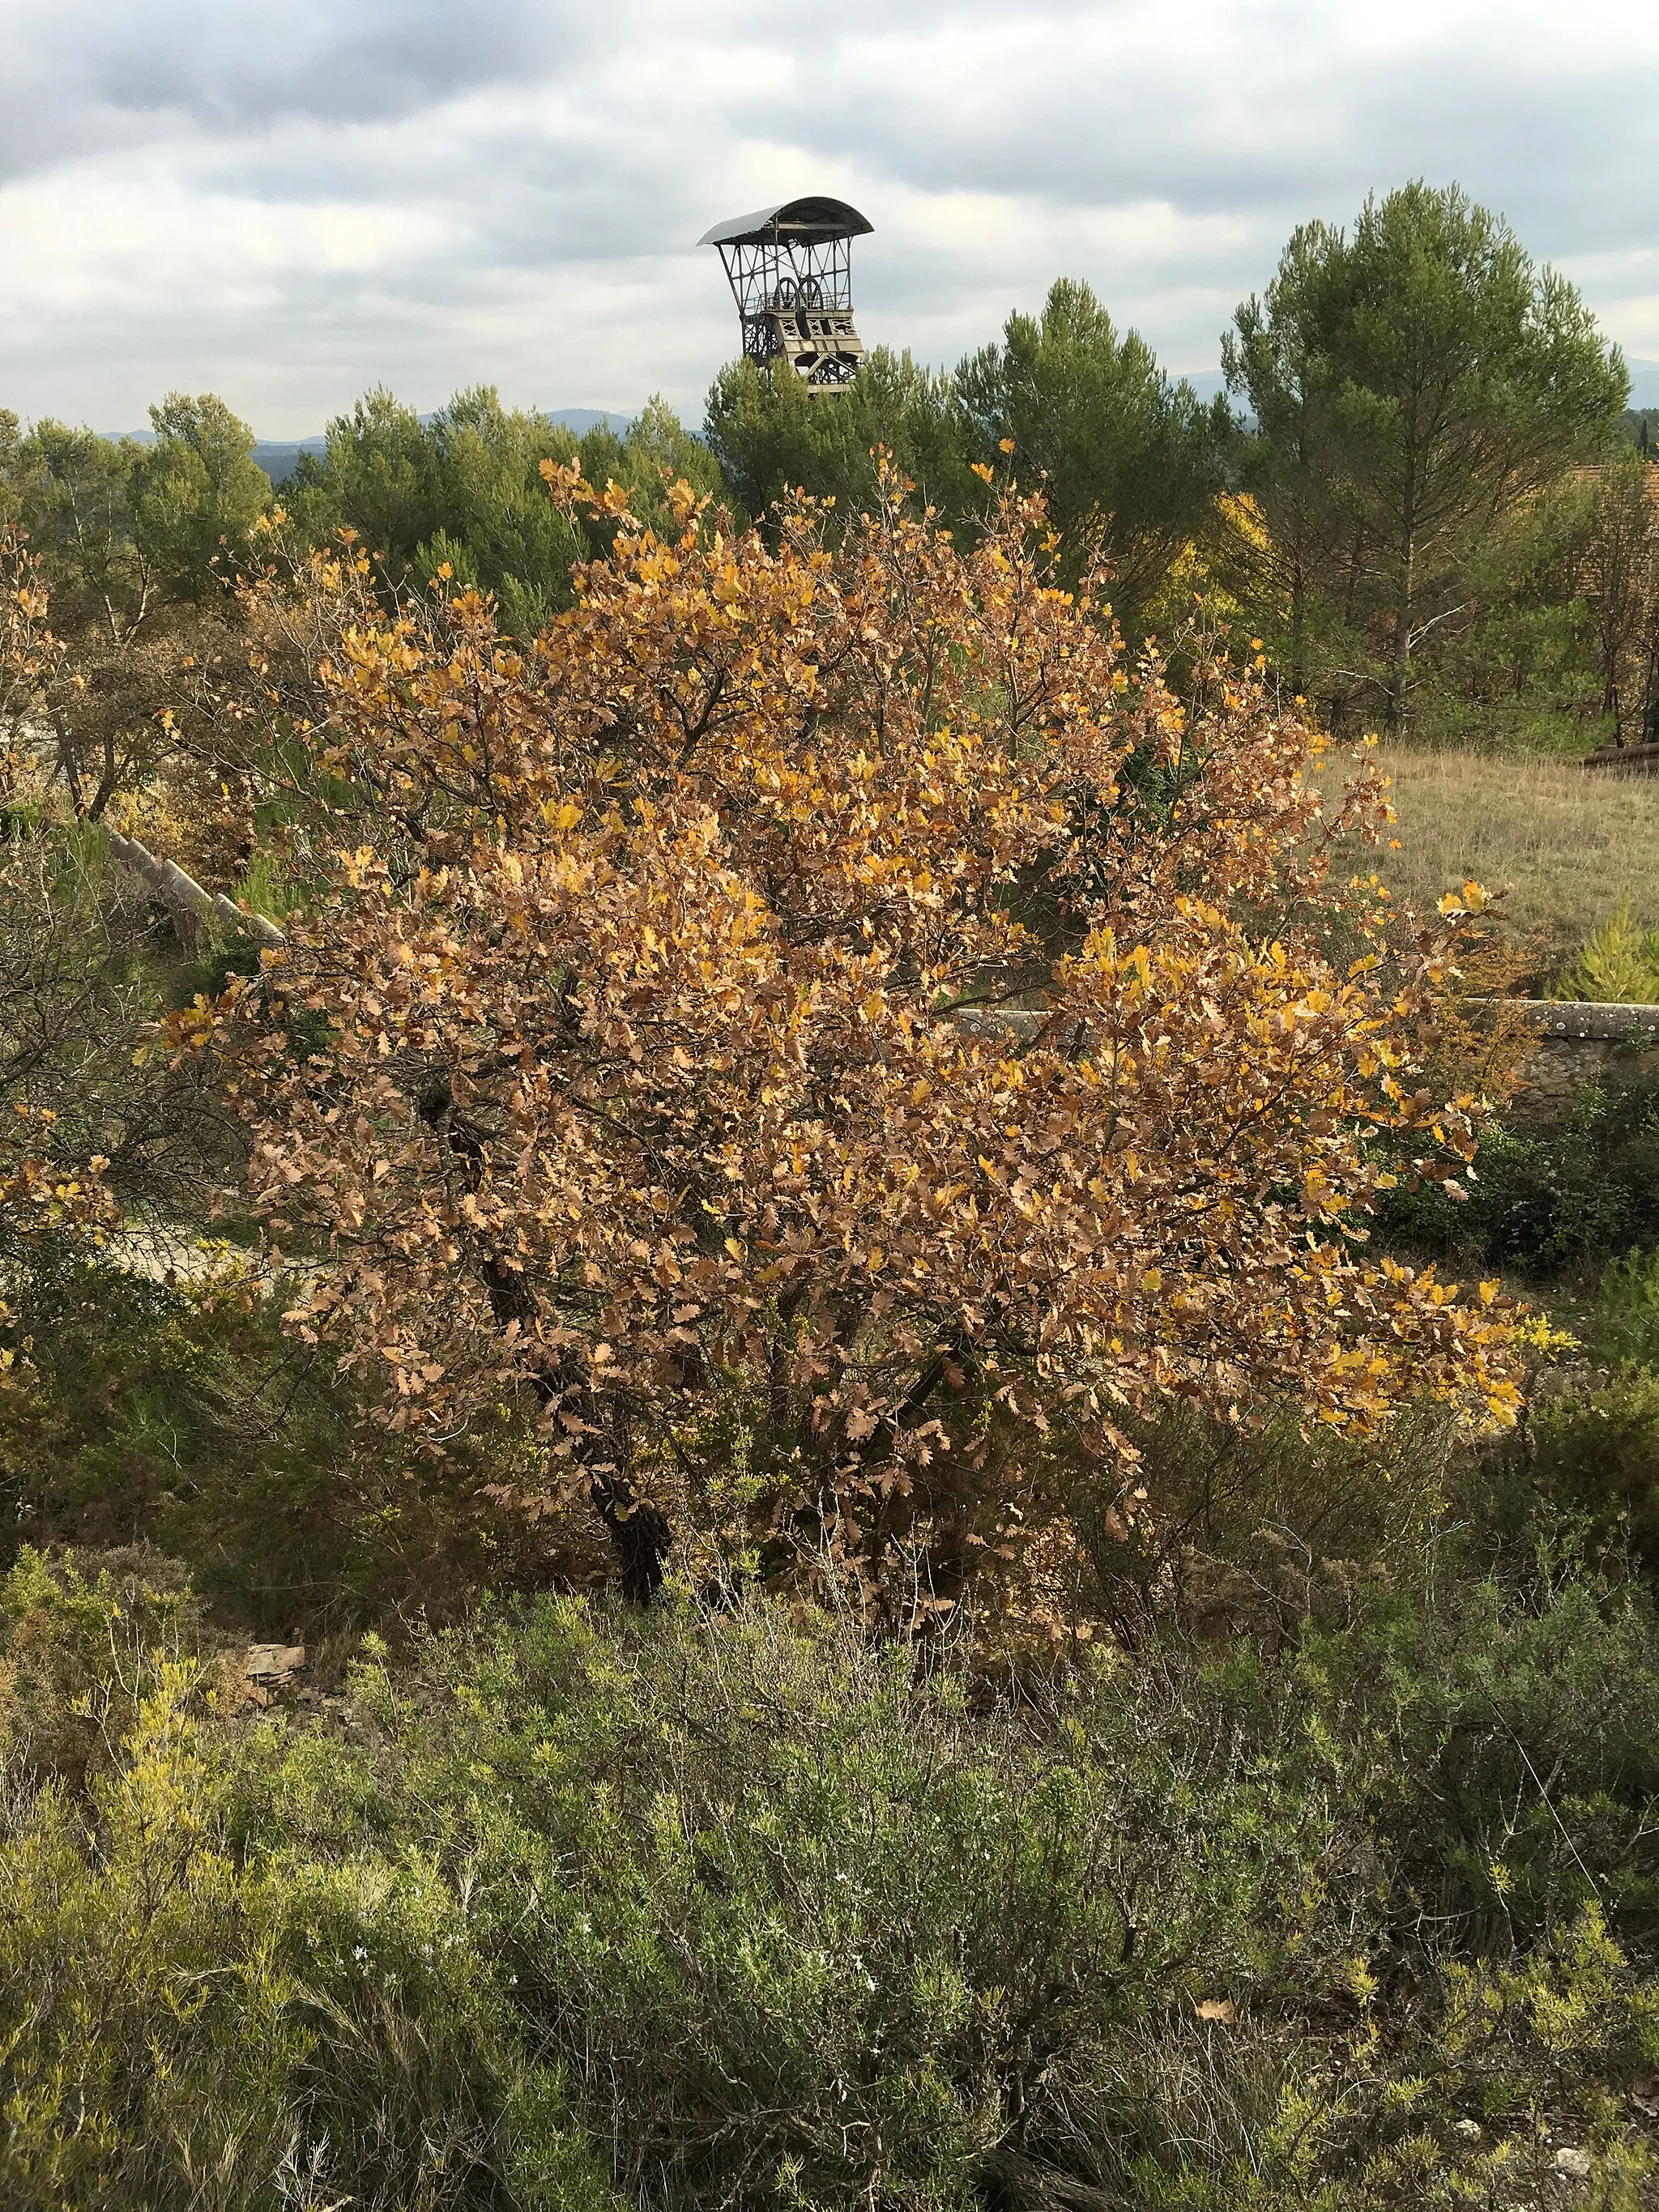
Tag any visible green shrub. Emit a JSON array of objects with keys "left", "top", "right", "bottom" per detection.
[
  {"left": 1552, "top": 902, "right": 1659, "bottom": 1004},
  {"left": 241, "top": 1600, "right": 1321, "bottom": 2212},
  {"left": 1377, "top": 1075, "right": 1659, "bottom": 1278},
  {"left": 0, "top": 1564, "right": 619, "bottom": 2212},
  {"left": 0, "top": 1543, "right": 201, "bottom": 1787},
  {"left": 0, "top": 1262, "right": 565, "bottom": 1633},
  {"left": 1583, "top": 1248, "right": 1659, "bottom": 1368},
  {"left": 6, "top": 1549, "right": 1659, "bottom": 2209},
  {"left": 1512, "top": 1365, "right": 1659, "bottom": 1570},
  {"left": 1073, "top": 1400, "right": 1458, "bottom": 1645},
  {"left": 244, "top": 1575, "right": 1659, "bottom": 2209},
  {"left": 1059, "top": 1904, "right": 1656, "bottom": 2210}
]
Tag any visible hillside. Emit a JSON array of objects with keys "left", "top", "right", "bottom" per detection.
[{"left": 1358, "top": 744, "right": 1659, "bottom": 959}]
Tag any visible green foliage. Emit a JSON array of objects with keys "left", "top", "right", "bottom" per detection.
[
  {"left": 1553, "top": 903, "right": 1659, "bottom": 1004},
  {"left": 1407, "top": 467, "right": 1605, "bottom": 745},
  {"left": 286, "top": 387, "right": 727, "bottom": 636},
  {"left": 282, "top": 383, "right": 445, "bottom": 558},
  {"left": 0, "top": 420, "right": 151, "bottom": 621},
  {"left": 621, "top": 393, "right": 727, "bottom": 516},
  {"left": 0, "top": 1543, "right": 201, "bottom": 1785},
  {"left": 0, "top": 823, "right": 234, "bottom": 1256},
  {"left": 0, "top": 396, "right": 270, "bottom": 612},
  {"left": 1075, "top": 1400, "right": 1458, "bottom": 1645},
  {"left": 1227, "top": 181, "right": 1627, "bottom": 733},
  {"left": 705, "top": 346, "right": 972, "bottom": 531},
  {"left": 0, "top": 1263, "right": 558, "bottom": 1633},
  {"left": 4, "top": 1552, "right": 1658, "bottom": 2210},
  {"left": 1498, "top": 1252, "right": 1659, "bottom": 1570},
  {"left": 0, "top": 400, "right": 270, "bottom": 816},
  {"left": 0, "top": 1562, "right": 617, "bottom": 2212},
  {"left": 1520, "top": 1366, "right": 1659, "bottom": 1572},
  {"left": 302, "top": 1599, "right": 1331, "bottom": 2210},
  {"left": 1379, "top": 1075, "right": 1659, "bottom": 1276},
  {"left": 957, "top": 278, "right": 1235, "bottom": 617},
  {"left": 1584, "top": 1247, "right": 1659, "bottom": 1366},
  {"left": 133, "top": 393, "right": 273, "bottom": 597},
  {"left": 706, "top": 295, "right": 1229, "bottom": 630}
]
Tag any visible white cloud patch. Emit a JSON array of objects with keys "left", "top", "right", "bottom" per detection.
[{"left": 0, "top": 0, "right": 1655, "bottom": 434}]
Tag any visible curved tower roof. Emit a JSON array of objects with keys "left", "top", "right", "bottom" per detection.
[{"left": 697, "top": 197, "right": 874, "bottom": 249}]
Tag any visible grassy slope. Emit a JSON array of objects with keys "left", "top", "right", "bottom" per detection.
[{"left": 1358, "top": 745, "right": 1659, "bottom": 957}]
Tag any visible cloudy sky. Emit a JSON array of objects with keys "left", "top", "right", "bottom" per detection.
[{"left": 2, "top": 0, "right": 1656, "bottom": 437}]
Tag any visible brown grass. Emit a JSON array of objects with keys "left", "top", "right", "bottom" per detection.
[{"left": 1330, "top": 746, "right": 1659, "bottom": 964}]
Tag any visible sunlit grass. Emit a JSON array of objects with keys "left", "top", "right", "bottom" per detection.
[{"left": 1336, "top": 744, "right": 1659, "bottom": 961}]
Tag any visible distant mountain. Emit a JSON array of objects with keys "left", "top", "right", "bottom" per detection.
[
  {"left": 1179, "top": 369, "right": 1229, "bottom": 403},
  {"left": 539, "top": 408, "right": 633, "bottom": 439},
  {"left": 252, "top": 436, "right": 327, "bottom": 484}
]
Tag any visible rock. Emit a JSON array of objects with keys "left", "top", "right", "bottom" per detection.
[
  {"left": 1553, "top": 2146, "right": 1593, "bottom": 2183},
  {"left": 1452, "top": 2119, "right": 1482, "bottom": 2141},
  {"left": 244, "top": 1643, "right": 306, "bottom": 1686},
  {"left": 981, "top": 2146, "right": 1116, "bottom": 2211}
]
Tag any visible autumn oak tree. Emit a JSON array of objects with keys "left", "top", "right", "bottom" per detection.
[
  {"left": 181, "top": 466, "right": 1524, "bottom": 1614},
  {"left": 0, "top": 530, "right": 120, "bottom": 1364}
]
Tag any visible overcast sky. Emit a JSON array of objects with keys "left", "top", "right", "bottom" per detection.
[{"left": 2, "top": 0, "right": 1656, "bottom": 437}]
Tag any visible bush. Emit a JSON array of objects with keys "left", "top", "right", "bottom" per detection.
[
  {"left": 1479, "top": 1251, "right": 1659, "bottom": 1574},
  {"left": 0, "top": 1556, "right": 619, "bottom": 2212},
  {"left": 0, "top": 1543, "right": 200, "bottom": 1788},
  {"left": 0, "top": 1262, "right": 587, "bottom": 1634},
  {"left": 244, "top": 1575, "right": 1659, "bottom": 2209},
  {"left": 1552, "top": 903, "right": 1659, "bottom": 1004},
  {"left": 1512, "top": 1366, "right": 1659, "bottom": 1571},
  {"left": 1378, "top": 1072, "right": 1659, "bottom": 1278},
  {"left": 1584, "top": 1247, "right": 1659, "bottom": 1368},
  {"left": 6, "top": 1538, "right": 1659, "bottom": 2208},
  {"left": 1072, "top": 1400, "right": 1459, "bottom": 1647},
  {"left": 245, "top": 1600, "right": 1308, "bottom": 2211}
]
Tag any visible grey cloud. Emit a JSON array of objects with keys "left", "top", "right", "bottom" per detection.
[
  {"left": 1, "top": 0, "right": 1654, "bottom": 433},
  {"left": 0, "top": 0, "right": 586, "bottom": 179},
  {"left": 744, "top": 13, "right": 1656, "bottom": 250}
]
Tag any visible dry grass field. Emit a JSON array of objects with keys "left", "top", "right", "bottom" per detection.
[{"left": 1328, "top": 746, "right": 1659, "bottom": 963}]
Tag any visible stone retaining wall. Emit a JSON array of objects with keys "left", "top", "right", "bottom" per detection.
[{"left": 1496, "top": 1000, "right": 1659, "bottom": 1112}]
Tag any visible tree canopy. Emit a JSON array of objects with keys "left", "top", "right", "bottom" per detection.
[
  {"left": 957, "top": 279, "right": 1235, "bottom": 616},
  {"left": 165, "top": 467, "right": 1525, "bottom": 1617},
  {"left": 1226, "top": 182, "right": 1627, "bottom": 727}
]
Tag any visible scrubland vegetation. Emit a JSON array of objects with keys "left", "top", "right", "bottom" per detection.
[{"left": 6, "top": 179, "right": 1659, "bottom": 2209}]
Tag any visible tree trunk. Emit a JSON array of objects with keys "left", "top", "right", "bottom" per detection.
[
  {"left": 1388, "top": 531, "right": 1414, "bottom": 733},
  {"left": 416, "top": 1076, "right": 673, "bottom": 1600},
  {"left": 1289, "top": 545, "right": 1307, "bottom": 700}
]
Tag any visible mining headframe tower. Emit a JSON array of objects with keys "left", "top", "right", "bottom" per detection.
[{"left": 699, "top": 196, "right": 872, "bottom": 390}]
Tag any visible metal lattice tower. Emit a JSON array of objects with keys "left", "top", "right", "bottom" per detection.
[{"left": 698, "top": 196, "right": 872, "bottom": 390}]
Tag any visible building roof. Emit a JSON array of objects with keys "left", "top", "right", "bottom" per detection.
[{"left": 697, "top": 197, "right": 873, "bottom": 248}]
